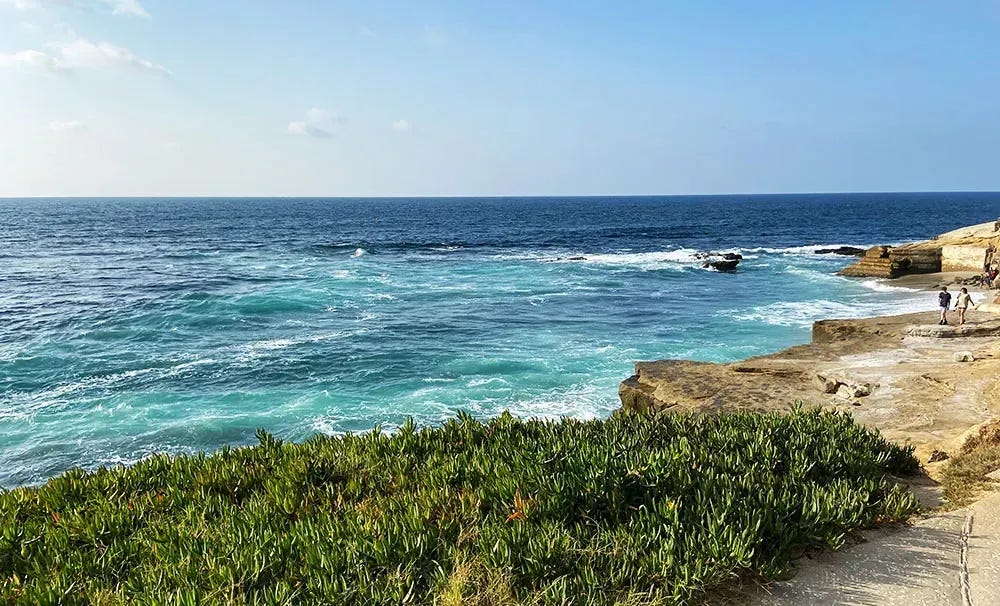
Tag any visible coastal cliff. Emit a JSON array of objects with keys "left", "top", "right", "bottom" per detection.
[
  {"left": 839, "top": 220, "right": 1000, "bottom": 278},
  {"left": 620, "top": 312, "right": 1000, "bottom": 460},
  {"left": 619, "top": 220, "right": 1000, "bottom": 461}
]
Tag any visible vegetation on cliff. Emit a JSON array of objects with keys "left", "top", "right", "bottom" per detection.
[
  {"left": 942, "top": 418, "right": 1000, "bottom": 507},
  {"left": 1, "top": 408, "right": 919, "bottom": 605}
]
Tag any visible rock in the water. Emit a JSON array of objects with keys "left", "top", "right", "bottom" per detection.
[
  {"left": 722, "top": 252, "right": 743, "bottom": 261},
  {"left": 704, "top": 258, "right": 740, "bottom": 271},
  {"left": 954, "top": 351, "right": 976, "bottom": 362},
  {"left": 928, "top": 449, "right": 950, "bottom": 463},
  {"left": 815, "top": 246, "right": 866, "bottom": 256},
  {"left": 813, "top": 374, "right": 839, "bottom": 394}
]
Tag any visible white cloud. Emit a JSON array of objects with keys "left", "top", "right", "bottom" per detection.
[
  {"left": 0, "top": 0, "right": 44, "bottom": 9},
  {"left": 0, "top": 49, "right": 64, "bottom": 72},
  {"left": 103, "top": 0, "right": 148, "bottom": 18},
  {"left": 56, "top": 37, "right": 168, "bottom": 74},
  {"left": 0, "top": 0, "right": 149, "bottom": 18},
  {"left": 287, "top": 108, "right": 342, "bottom": 138},
  {"left": 0, "top": 36, "right": 169, "bottom": 75},
  {"left": 48, "top": 119, "right": 85, "bottom": 132},
  {"left": 392, "top": 119, "right": 410, "bottom": 132}
]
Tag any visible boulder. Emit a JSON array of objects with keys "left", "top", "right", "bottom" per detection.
[
  {"left": 703, "top": 259, "right": 740, "bottom": 271},
  {"left": 954, "top": 351, "right": 976, "bottom": 362},
  {"left": 813, "top": 374, "right": 839, "bottom": 394},
  {"left": 835, "top": 382, "right": 876, "bottom": 399}
]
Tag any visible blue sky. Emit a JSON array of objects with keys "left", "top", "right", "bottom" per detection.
[{"left": 1, "top": 1, "right": 998, "bottom": 196}]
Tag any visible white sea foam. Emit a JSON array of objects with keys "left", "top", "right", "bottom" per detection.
[
  {"left": 742, "top": 244, "right": 872, "bottom": 255},
  {"left": 234, "top": 331, "right": 347, "bottom": 362},
  {"left": 351, "top": 248, "right": 366, "bottom": 257},
  {"left": 858, "top": 279, "right": 921, "bottom": 293},
  {"left": 731, "top": 295, "right": 930, "bottom": 328},
  {"left": 467, "top": 377, "right": 510, "bottom": 387}
]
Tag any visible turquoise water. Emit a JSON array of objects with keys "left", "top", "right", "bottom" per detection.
[{"left": 3, "top": 194, "right": 999, "bottom": 487}]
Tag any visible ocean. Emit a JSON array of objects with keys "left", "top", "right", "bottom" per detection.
[{"left": 2, "top": 193, "right": 999, "bottom": 487}]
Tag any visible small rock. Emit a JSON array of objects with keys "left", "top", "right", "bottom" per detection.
[
  {"left": 928, "top": 449, "right": 950, "bottom": 463},
  {"left": 813, "top": 374, "right": 839, "bottom": 394},
  {"left": 835, "top": 382, "right": 876, "bottom": 399},
  {"left": 851, "top": 400, "right": 862, "bottom": 407},
  {"left": 986, "top": 469, "right": 1000, "bottom": 481},
  {"left": 954, "top": 351, "right": 975, "bottom": 363},
  {"left": 836, "top": 384, "right": 857, "bottom": 399}
]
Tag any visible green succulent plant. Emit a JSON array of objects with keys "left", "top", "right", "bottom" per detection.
[{"left": 0, "top": 407, "right": 919, "bottom": 605}]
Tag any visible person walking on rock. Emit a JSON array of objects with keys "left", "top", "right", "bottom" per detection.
[
  {"left": 938, "top": 287, "right": 952, "bottom": 325},
  {"left": 955, "top": 287, "right": 974, "bottom": 325}
]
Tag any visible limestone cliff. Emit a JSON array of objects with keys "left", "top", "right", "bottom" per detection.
[
  {"left": 619, "top": 312, "right": 1000, "bottom": 460},
  {"left": 838, "top": 221, "right": 1000, "bottom": 278}
]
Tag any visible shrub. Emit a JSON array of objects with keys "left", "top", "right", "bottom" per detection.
[{"left": 0, "top": 407, "right": 919, "bottom": 605}]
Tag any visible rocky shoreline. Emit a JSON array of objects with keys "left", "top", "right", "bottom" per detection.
[
  {"left": 620, "top": 309, "right": 1000, "bottom": 460},
  {"left": 620, "top": 221, "right": 1000, "bottom": 463}
]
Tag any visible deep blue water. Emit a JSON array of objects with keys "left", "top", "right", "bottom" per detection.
[{"left": 2, "top": 193, "right": 999, "bottom": 487}]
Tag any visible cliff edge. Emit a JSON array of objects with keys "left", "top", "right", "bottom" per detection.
[
  {"left": 839, "top": 220, "right": 1000, "bottom": 278},
  {"left": 620, "top": 311, "right": 1000, "bottom": 460}
]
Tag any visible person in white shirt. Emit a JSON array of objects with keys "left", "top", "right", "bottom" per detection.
[{"left": 954, "top": 287, "right": 974, "bottom": 326}]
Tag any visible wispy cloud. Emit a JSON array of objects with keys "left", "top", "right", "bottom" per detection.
[
  {"left": 391, "top": 119, "right": 410, "bottom": 132},
  {"left": 0, "top": 35, "right": 170, "bottom": 75},
  {"left": 48, "top": 119, "right": 85, "bottom": 132},
  {"left": 287, "top": 108, "right": 342, "bottom": 139},
  {"left": 0, "top": 0, "right": 150, "bottom": 18},
  {"left": 103, "top": 0, "right": 147, "bottom": 18},
  {"left": 56, "top": 36, "right": 168, "bottom": 73},
  {"left": 0, "top": 49, "right": 64, "bottom": 72},
  {"left": 0, "top": 0, "right": 43, "bottom": 10}
]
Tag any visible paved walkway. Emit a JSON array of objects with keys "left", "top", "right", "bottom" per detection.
[{"left": 753, "top": 492, "right": 1000, "bottom": 606}]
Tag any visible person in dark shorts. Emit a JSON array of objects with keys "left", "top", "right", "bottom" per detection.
[
  {"left": 955, "top": 287, "right": 974, "bottom": 325},
  {"left": 938, "top": 287, "right": 952, "bottom": 325}
]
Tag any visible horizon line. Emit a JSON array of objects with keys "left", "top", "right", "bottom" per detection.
[{"left": 3, "top": 189, "right": 1000, "bottom": 200}]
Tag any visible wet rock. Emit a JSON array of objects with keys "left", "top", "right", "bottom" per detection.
[
  {"left": 815, "top": 246, "right": 866, "bottom": 256},
  {"left": 703, "top": 259, "right": 740, "bottom": 271}
]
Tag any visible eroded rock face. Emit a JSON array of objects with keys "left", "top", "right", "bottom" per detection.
[
  {"left": 619, "top": 310, "right": 1000, "bottom": 460},
  {"left": 838, "top": 220, "right": 1000, "bottom": 279}
]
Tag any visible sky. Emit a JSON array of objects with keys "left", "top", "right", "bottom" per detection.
[{"left": 0, "top": 0, "right": 998, "bottom": 197}]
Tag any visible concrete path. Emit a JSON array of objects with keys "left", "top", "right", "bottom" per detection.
[{"left": 753, "top": 492, "right": 1000, "bottom": 606}]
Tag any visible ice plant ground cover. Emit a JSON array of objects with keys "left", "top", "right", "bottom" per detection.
[{"left": 0, "top": 407, "right": 920, "bottom": 605}]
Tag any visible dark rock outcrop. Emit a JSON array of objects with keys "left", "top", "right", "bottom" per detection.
[{"left": 815, "top": 246, "right": 865, "bottom": 256}]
